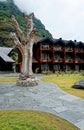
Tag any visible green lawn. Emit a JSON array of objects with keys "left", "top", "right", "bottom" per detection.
[
  {"left": 0, "top": 77, "right": 17, "bottom": 82},
  {"left": 0, "top": 110, "right": 79, "bottom": 130},
  {"left": 42, "top": 75, "right": 84, "bottom": 98}
]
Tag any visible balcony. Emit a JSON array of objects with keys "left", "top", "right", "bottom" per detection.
[
  {"left": 41, "top": 45, "right": 51, "bottom": 50},
  {"left": 65, "top": 59, "right": 74, "bottom": 63},
  {"left": 66, "top": 48, "right": 73, "bottom": 52},
  {"left": 75, "top": 49, "right": 84, "bottom": 53},
  {"left": 53, "top": 47, "right": 64, "bottom": 52},
  {"left": 40, "top": 57, "right": 51, "bottom": 63},
  {"left": 53, "top": 58, "right": 63, "bottom": 63},
  {"left": 32, "top": 58, "right": 39, "bottom": 63},
  {"left": 75, "top": 59, "right": 84, "bottom": 64}
]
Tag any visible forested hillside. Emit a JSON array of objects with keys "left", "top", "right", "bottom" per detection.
[{"left": 0, "top": 0, "right": 52, "bottom": 47}]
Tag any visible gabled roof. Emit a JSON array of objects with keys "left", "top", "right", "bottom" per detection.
[
  {"left": 54, "top": 38, "right": 65, "bottom": 45},
  {"left": 66, "top": 40, "right": 76, "bottom": 46},
  {"left": 35, "top": 37, "right": 68, "bottom": 45},
  {"left": 76, "top": 42, "right": 84, "bottom": 47},
  {"left": 35, "top": 36, "right": 84, "bottom": 47},
  {"left": 0, "top": 47, "right": 13, "bottom": 55},
  {"left": 36, "top": 37, "right": 54, "bottom": 44},
  {"left": 0, "top": 47, "right": 15, "bottom": 63},
  {"left": 0, "top": 52, "right": 14, "bottom": 62}
]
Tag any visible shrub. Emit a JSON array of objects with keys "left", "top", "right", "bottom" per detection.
[
  {"left": 41, "top": 71, "right": 46, "bottom": 74},
  {"left": 80, "top": 70, "right": 84, "bottom": 76},
  {"left": 35, "top": 68, "right": 39, "bottom": 73}
]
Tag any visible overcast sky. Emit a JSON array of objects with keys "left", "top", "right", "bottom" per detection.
[{"left": 13, "top": 0, "right": 84, "bottom": 42}]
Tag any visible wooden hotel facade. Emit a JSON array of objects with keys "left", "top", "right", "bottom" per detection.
[{"left": 18, "top": 37, "right": 84, "bottom": 73}]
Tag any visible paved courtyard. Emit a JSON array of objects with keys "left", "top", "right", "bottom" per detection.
[{"left": 0, "top": 74, "right": 84, "bottom": 130}]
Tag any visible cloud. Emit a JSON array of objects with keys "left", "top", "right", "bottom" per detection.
[{"left": 14, "top": 0, "right": 84, "bottom": 41}]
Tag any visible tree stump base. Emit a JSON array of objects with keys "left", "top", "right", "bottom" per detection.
[{"left": 16, "top": 75, "right": 38, "bottom": 87}]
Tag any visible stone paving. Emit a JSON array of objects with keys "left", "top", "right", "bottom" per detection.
[{"left": 0, "top": 74, "right": 84, "bottom": 130}]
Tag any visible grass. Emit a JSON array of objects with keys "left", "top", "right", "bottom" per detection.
[
  {"left": 42, "top": 75, "right": 84, "bottom": 98},
  {"left": 0, "top": 77, "right": 17, "bottom": 82},
  {"left": 0, "top": 110, "right": 79, "bottom": 130}
]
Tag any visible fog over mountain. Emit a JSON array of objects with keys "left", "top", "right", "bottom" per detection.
[{"left": 14, "top": 0, "right": 84, "bottom": 42}]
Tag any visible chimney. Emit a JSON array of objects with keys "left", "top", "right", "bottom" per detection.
[{"left": 74, "top": 40, "right": 77, "bottom": 42}]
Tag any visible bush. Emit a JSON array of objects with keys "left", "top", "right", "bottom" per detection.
[
  {"left": 80, "top": 70, "right": 84, "bottom": 76},
  {"left": 73, "top": 71, "right": 79, "bottom": 74},
  {"left": 41, "top": 71, "right": 46, "bottom": 74},
  {"left": 35, "top": 68, "right": 39, "bottom": 73}
]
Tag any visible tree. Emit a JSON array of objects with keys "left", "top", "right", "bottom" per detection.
[{"left": 10, "top": 13, "right": 38, "bottom": 86}]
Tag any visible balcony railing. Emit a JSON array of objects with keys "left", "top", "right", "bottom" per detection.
[
  {"left": 53, "top": 58, "right": 63, "bottom": 63},
  {"left": 66, "top": 48, "right": 73, "bottom": 52},
  {"left": 40, "top": 58, "right": 51, "bottom": 62},
  {"left": 75, "top": 49, "right": 84, "bottom": 53},
  {"left": 53, "top": 47, "right": 64, "bottom": 51},
  {"left": 75, "top": 59, "right": 84, "bottom": 64},
  {"left": 32, "top": 58, "right": 39, "bottom": 63},
  {"left": 65, "top": 59, "right": 74, "bottom": 63},
  {"left": 41, "top": 45, "right": 51, "bottom": 50}
]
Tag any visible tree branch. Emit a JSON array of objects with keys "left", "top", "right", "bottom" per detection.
[
  {"left": 10, "top": 32, "right": 21, "bottom": 46},
  {"left": 11, "top": 15, "right": 26, "bottom": 43},
  {"left": 23, "top": 13, "right": 36, "bottom": 40}
]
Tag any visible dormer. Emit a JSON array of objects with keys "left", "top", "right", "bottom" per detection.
[
  {"left": 53, "top": 38, "right": 65, "bottom": 51},
  {"left": 65, "top": 40, "right": 75, "bottom": 52},
  {"left": 38, "top": 37, "right": 53, "bottom": 50},
  {"left": 75, "top": 42, "right": 84, "bottom": 53}
]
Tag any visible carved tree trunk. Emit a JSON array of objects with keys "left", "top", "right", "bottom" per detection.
[
  {"left": 21, "top": 41, "right": 33, "bottom": 76},
  {"left": 21, "top": 45, "right": 29, "bottom": 76},
  {"left": 10, "top": 13, "right": 38, "bottom": 86},
  {"left": 27, "top": 40, "right": 34, "bottom": 75}
]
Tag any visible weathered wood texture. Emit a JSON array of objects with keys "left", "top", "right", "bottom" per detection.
[{"left": 10, "top": 13, "right": 38, "bottom": 86}]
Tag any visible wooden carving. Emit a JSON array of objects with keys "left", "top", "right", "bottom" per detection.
[{"left": 10, "top": 13, "right": 38, "bottom": 86}]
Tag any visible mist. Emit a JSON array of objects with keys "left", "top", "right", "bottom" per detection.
[{"left": 13, "top": 0, "right": 84, "bottom": 42}]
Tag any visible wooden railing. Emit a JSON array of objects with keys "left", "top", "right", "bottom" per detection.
[
  {"left": 53, "top": 47, "right": 64, "bottom": 51},
  {"left": 53, "top": 58, "right": 63, "bottom": 63},
  {"left": 32, "top": 58, "right": 39, "bottom": 63},
  {"left": 39, "top": 56, "right": 84, "bottom": 64},
  {"left": 75, "top": 59, "right": 84, "bottom": 63},
  {"left": 41, "top": 45, "right": 51, "bottom": 50},
  {"left": 65, "top": 59, "right": 74, "bottom": 63},
  {"left": 75, "top": 49, "right": 84, "bottom": 53},
  {"left": 40, "top": 58, "right": 51, "bottom": 62},
  {"left": 65, "top": 48, "right": 73, "bottom": 52}
]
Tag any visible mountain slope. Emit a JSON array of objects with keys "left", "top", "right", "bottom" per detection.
[{"left": 0, "top": 0, "right": 52, "bottom": 47}]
